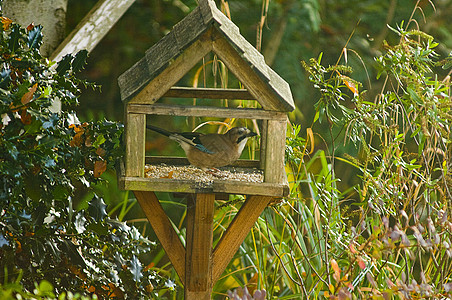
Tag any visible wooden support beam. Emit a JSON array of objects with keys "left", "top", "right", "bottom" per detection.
[
  {"left": 211, "top": 195, "right": 272, "bottom": 283},
  {"left": 163, "top": 87, "right": 255, "bottom": 100},
  {"left": 185, "top": 194, "right": 215, "bottom": 299},
  {"left": 50, "top": 0, "right": 136, "bottom": 61},
  {"left": 128, "top": 103, "right": 287, "bottom": 120},
  {"left": 134, "top": 191, "right": 186, "bottom": 284}
]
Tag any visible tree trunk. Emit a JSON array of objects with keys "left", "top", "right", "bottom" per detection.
[{"left": 3, "top": 0, "right": 68, "bottom": 57}]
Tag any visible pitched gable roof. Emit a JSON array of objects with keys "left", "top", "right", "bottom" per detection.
[{"left": 118, "top": 0, "right": 294, "bottom": 112}]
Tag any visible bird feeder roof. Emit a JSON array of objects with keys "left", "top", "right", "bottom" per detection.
[{"left": 118, "top": 0, "right": 295, "bottom": 112}]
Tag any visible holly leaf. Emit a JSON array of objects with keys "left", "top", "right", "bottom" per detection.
[
  {"left": 72, "top": 50, "right": 88, "bottom": 73},
  {"left": 0, "top": 234, "right": 9, "bottom": 247},
  {"left": 0, "top": 68, "right": 11, "bottom": 88},
  {"left": 87, "top": 222, "right": 108, "bottom": 235},
  {"left": 27, "top": 25, "right": 43, "bottom": 49},
  {"left": 42, "top": 113, "right": 59, "bottom": 129},
  {"left": 8, "top": 25, "right": 21, "bottom": 52},
  {"left": 88, "top": 196, "right": 108, "bottom": 221},
  {"left": 56, "top": 54, "right": 72, "bottom": 76},
  {"left": 129, "top": 255, "right": 143, "bottom": 282},
  {"left": 75, "top": 213, "right": 86, "bottom": 234}
]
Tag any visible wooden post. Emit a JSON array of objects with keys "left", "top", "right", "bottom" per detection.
[
  {"left": 264, "top": 118, "right": 287, "bottom": 183},
  {"left": 134, "top": 192, "right": 273, "bottom": 299},
  {"left": 125, "top": 112, "right": 145, "bottom": 177},
  {"left": 185, "top": 194, "right": 215, "bottom": 299}
]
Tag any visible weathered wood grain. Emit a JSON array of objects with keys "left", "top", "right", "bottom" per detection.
[
  {"left": 163, "top": 87, "right": 254, "bottom": 100},
  {"left": 129, "top": 33, "right": 213, "bottom": 104},
  {"left": 134, "top": 191, "right": 186, "bottom": 284},
  {"left": 185, "top": 194, "right": 215, "bottom": 298},
  {"left": 125, "top": 113, "right": 145, "bottom": 177},
  {"left": 119, "top": 173, "right": 289, "bottom": 197},
  {"left": 128, "top": 103, "right": 287, "bottom": 120},
  {"left": 211, "top": 195, "right": 273, "bottom": 283},
  {"left": 264, "top": 118, "right": 288, "bottom": 183}
]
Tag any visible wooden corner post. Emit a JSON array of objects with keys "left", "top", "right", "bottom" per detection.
[{"left": 125, "top": 111, "right": 145, "bottom": 177}]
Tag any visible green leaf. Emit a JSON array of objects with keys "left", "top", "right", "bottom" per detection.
[
  {"left": 8, "top": 25, "right": 21, "bottom": 52},
  {"left": 72, "top": 49, "right": 88, "bottom": 73},
  {"left": 129, "top": 255, "right": 143, "bottom": 282},
  {"left": 56, "top": 54, "right": 73, "bottom": 76},
  {"left": 0, "top": 68, "right": 11, "bottom": 88},
  {"left": 27, "top": 25, "right": 43, "bottom": 49},
  {"left": 93, "top": 134, "right": 106, "bottom": 148},
  {"left": 87, "top": 222, "right": 108, "bottom": 235},
  {"left": 88, "top": 195, "right": 108, "bottom": 221},
  {"left": 38, "top": 280, "right": 54, "bottom": 295}
]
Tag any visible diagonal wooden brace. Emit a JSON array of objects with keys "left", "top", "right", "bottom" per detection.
[
  {"left": 134, "top": 191, "right": 186, "bottom": 284},
  {"left": 211, "top": 195, "right": 272, "bottom": 283},
  {"left": 134, "top": 191, "right": 272, "bottom": 299}
]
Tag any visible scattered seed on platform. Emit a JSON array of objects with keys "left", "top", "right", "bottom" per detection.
[{"left": 144, "top": 164, "right": 264, "bottom": 183}]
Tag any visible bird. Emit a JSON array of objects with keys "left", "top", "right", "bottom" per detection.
[{"left": 146, "top": 124, "right": 257, "bottom": 169}]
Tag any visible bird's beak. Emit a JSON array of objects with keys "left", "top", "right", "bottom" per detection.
[{"left": 247, "top": 131, "right": 258, "bottom": 137}]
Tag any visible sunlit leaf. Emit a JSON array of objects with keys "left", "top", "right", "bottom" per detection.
[
  {"left": 1, "top": 16, "right": 13, "bottom": 30},
  {"left": 331, "top": 258, "right": 341, "bottom": 282},
  {"left": 130, "top": 255, "right": 143, "bottom": 282},
  {"left": 27, "top": 25, "right": 43, "bottom": 49}
]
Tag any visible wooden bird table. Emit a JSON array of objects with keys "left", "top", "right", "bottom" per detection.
[
  {"left": 134, "top": 190, "right": 273, "bottom": 299},
  {"left": 117, "top": 1, "right": 295, "bottom": 298}
]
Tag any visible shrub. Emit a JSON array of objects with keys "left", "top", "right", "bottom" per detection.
[{"left": 0, "top": 17, "right": 161, "bottom": 298}]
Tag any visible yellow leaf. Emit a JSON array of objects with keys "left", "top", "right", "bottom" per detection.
[
  {"left": 329, "top": 283, "right": 335, "bottom": 294},
  {"left": 330, "top": 258, "right": 341, "bottom": 282},
  {"left": 306, "top": 127, "right": 314, "bottom": 154},
  {"left": 1, "top": 17, "right": 13, "bottom": 30},
  {"left": 343, "top": 79, "right": 358, "bottom": 95}
]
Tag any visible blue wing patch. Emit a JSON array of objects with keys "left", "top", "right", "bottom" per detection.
[{"left": 195, "top": 144, "right": 215, "bottom": 154}]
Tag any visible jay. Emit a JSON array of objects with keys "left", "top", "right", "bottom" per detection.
[{"left": 146, "top": 124, "right": 257, "bottom": 169}]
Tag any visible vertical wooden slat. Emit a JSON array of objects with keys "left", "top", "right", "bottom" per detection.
[
  {"left": 134, "top": 191, "right": 186, "bottom": 284},
  {"left": 211, "top": 195, "right": 273, "bottom": 283},
  {"left": 125, "top": 111, "right": 145, "bottom": 177},
  {"left": 264, "top": 118, "right": 287, "bottom": 184},
  {"left": 259, "top": 120, "right": 268, "bottom": 170},
  {"left": 185, "top": 193, "right": 215, "bottom": 300}
]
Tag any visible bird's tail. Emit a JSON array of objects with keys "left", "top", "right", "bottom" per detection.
[{"left": 146, "top": 124, "right": 173, "bottom": 137}]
